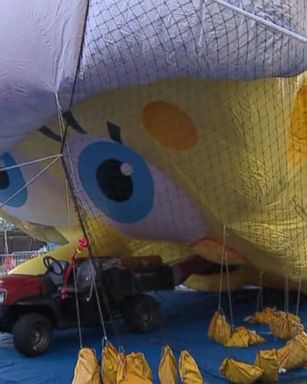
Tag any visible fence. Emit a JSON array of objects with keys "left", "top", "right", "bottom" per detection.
[{"left": 0, "top": 251, "right": 46, "bottom": 275}]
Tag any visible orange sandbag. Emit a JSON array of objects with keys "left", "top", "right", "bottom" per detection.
[
  {"left": 208, "top": 311, "right": 231, "bottom": 345},
  {"left": 248, "top": 308, "right": 277, "bottom": 325},
  {"left": 269, "top": 312, "right": 303, "bottom": 340},
  {"left": 101, "top": 342, "right": 119, "bottom": 384},
  {"left": 179, "top": 350, "right": 205, "bottom": 384},
  {"left": 158, "top": 346, "right": 178, "bottom": 384},
  {"left": 277, "top": 331, "right": 307, "bottom": 370},
  {"left": 255, "top": 349, "right": 279, "bottom": 382},
  {"left": 226, "top": 327, "right": 265, "bottom": 347},
  {"left": 71, "top": 348, "right": 101, "bottom": 384},
  {"left": 116, "top": 352, "right": 153, "bottom": 384},
  {"left": 220, "top": 358, "right": 264, "bottom": 384}
]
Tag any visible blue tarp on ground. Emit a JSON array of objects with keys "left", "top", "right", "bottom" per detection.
[{"left": 0, "top": 289, "right": 307, "bottom": 383}]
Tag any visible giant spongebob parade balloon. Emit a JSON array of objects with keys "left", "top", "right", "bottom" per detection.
[{"left": 1, "top": 1, "right": 307, "bottom": 292}]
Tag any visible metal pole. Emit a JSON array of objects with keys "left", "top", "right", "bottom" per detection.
[{"left": 4, "top": 222, "right": 9, "bottom": 254}]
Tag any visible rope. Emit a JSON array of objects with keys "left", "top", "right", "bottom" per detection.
[
  {"left": 55, "top": 93, "right": 90, "bottom": 251},
  {"left": 217, "top": 235, "right": 225, "bottom": 312},
  {"left": 217, "top": 224, "right": 235, "bottom": 346},
  {"left": 61, "top": 154, "right": 110, "bottom": 342},
  {"left": 57, "top": 96, "right": 123, "bottom": 345},
  {"left": 88, "top": 259, "right": 108, "bottom": 344},
  {"left": 284, "top": 273, "right": 289, "bottom": 314},
  {"left": 56, "top": 0, "right": 90, "bottom": 155},
  {"left": 223, "top": 226, "right": 234, "bottom": 329},
  {"left": 54, "top": 94, "right": 86, "bottom": 349},
  {"left": 55, "top": 93, "right": 66, "bottom": 142},
  {"left": 56, "top": 96, "right": 86, "bottom": 350},
  {"left": 64, "top": 175, "right": 73, "bottom": 234},
  {"left": 283, "top": 236, "right": 291, "bottom": 314},
  {"left": 0, "top": 155, "right": 62, "bottom": 209},
  {"left": 55, "top": 95, "right": 109, "bottom": 347},
  {"left": 72, "top": 262, "right": 83, "bottom": 349},
  {"left": 0, "top": 154, "right": 62, "bottom": 172},
  {"left": 296, "top": 269, "right": 302, "bottom": 317},
  {"left": 214, "top": 0, "right": 307, "bottom": 44},
  {"left": 256, "top": 271, "right": 264, "bottom": 312},
  {"left": 217, "top": 226, "right": 256, "bottom": 354}
]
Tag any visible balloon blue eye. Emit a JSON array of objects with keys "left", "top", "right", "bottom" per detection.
[
  {"left": 0, "top": 153, "right": 27, "bottom": 207},
  {"left": 78, "top": 141, "right": 154, "bottom": 223}
]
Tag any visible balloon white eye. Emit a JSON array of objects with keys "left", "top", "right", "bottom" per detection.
[{"left": 120, "top": 163, "right": 133, "bottom": 176}]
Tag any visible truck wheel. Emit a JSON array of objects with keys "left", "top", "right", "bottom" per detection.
[
  {"left": 12, "top": 313, "right": 52, "bottom": 357},
  {"left": 123, "top": 294, "right": 160, "bottom": 333}
]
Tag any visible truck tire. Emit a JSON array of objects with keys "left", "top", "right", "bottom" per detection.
[
  {"left": 12, "top": 313, "right": 52, "bottom": 357},
  {"left": 123, "top": 294, "right": 160, "bottom": 333}
]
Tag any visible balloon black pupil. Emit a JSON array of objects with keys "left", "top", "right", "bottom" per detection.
[
  {"left": 96, "top": 159, "right": 133, "bottom": 202},
  {"left": 0, "top": 171, "right": 9, "bottom": 189}
]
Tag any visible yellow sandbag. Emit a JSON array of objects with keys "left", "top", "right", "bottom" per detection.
[
  {"left": 101, "top": 342, "right": 118, "bottom": 384},
  {"left": 126, "top": 352, "right": 152, "bottom": 381},
  {"left": 71, "top": 348, "right": 101, "bottom": 384},
  {"left": 255, "top": 349, "right": 279, "bottom": 382},
  {"left": 208, "top": 311, "right": 231, "bottom": 345},
  {"left": 116, "top": 352, "right": 153, "bottom": 384},
  {"left": 284, "top": 313, "right": 301, "bottom": 323},
  {"left": 226, "top": 327, "right": 265, "bottom": 347},
  {"left": 220, "top": 358, "right": 264, "bottom": 384},
  {"left": 179, "top": 350, "right": 205, "bottom": 384},
  {"left": 226, "top": 328, "right": 251, "bottom": 348},
  {"left": 248, "top": 329, "right": 266, "bottom": 345},
  {"left": 269, "top": 312, "right": 303, "bottom": 340},
  {"left": 277, "top": 331, "right": 307, "bottom": 370},
  {"left": 158, "top": 346, "right": 177, "bottom": 384},
  {"left": 248, "top": 308, "right": 277, "bottom": 325},
  {"left": 249, "top": 309, "right": 303, "bottom": 339}
]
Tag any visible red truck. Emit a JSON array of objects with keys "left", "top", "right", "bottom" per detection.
[{"left": 0, "top": 254, "right": 209, "bottom": 357}]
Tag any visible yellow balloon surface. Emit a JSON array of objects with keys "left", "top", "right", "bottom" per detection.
[{"left": 6, "top": 74, "right": 307, "bottom": 292}]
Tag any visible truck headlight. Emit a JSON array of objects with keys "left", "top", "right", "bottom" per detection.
[{"left": 0, "top": 290, "right": 6, "bottom": 304}]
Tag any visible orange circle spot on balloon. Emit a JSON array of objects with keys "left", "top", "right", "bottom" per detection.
[{"left": 142, "top": 101, "right": 197, "bottom": 150}]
